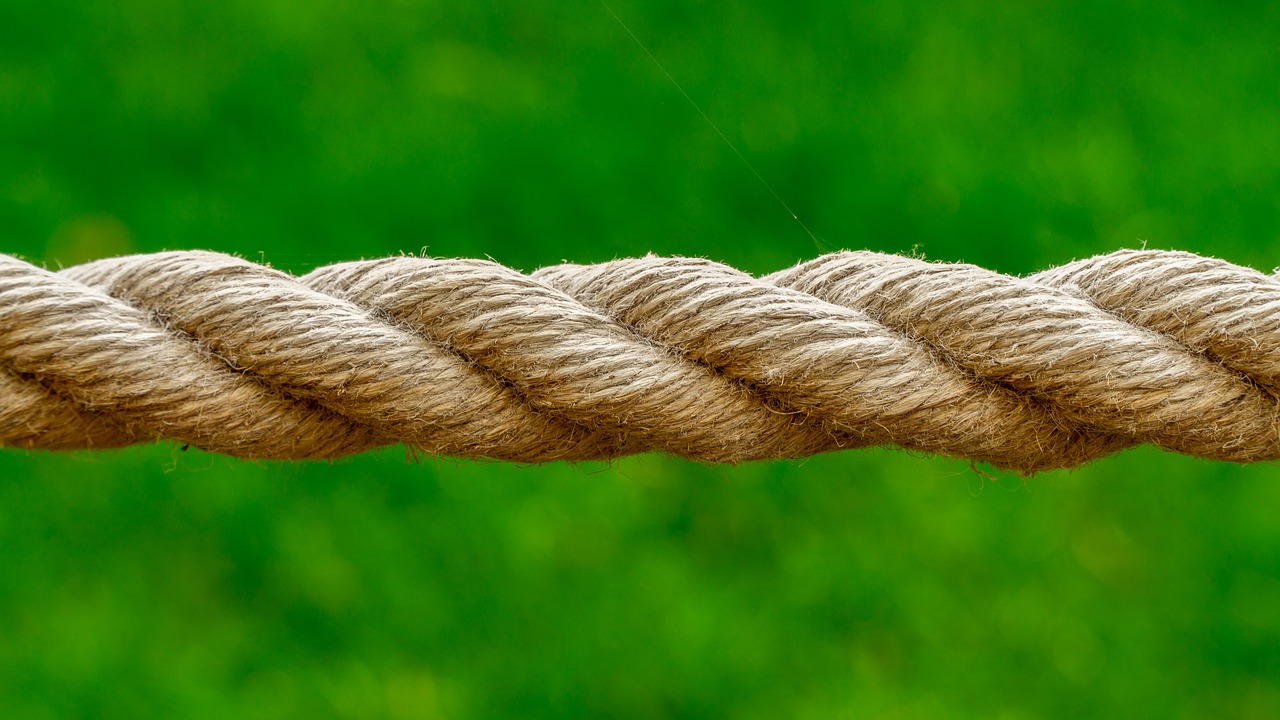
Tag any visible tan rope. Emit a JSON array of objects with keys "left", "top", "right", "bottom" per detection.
[{"left": 2, "top": 249, "right": 1277, "bottom": 472}]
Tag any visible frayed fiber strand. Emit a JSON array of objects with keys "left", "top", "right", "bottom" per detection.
[{"left": 2, "top": 249, "right": 1278, "bottom": 473}]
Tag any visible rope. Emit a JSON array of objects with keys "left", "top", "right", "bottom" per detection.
[{"left": 2, "top": 249, "right": 1278, "bottom": 472}]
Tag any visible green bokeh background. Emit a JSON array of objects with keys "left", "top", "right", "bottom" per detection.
[{"left": 3, "top": 1, "right": 1279, "bottom": 717}]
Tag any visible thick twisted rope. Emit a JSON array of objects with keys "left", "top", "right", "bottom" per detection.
[{"left": 1, "top": 249, "right": 1277, "bottom": 472}]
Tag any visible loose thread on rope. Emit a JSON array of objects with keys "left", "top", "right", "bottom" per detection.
[{"left": 2, "top": 249, "right": 1279, "bottom": 473}]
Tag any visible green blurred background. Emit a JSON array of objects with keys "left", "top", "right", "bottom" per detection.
[{"left": 2, "top": 0, "right": 1279, "bottom": 717}]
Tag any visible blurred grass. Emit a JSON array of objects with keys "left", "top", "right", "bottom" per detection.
[{"left": 2, "top": 0, "right": 1279, "bottom": 717}]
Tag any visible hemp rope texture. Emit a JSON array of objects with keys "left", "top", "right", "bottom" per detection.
[{"left": 1, "top": 249, "right": 1278, "bottom": 473}]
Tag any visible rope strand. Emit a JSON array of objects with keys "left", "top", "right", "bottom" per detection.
[{"left": 2, "top": 249, "right": 1276, "bottom": 472}]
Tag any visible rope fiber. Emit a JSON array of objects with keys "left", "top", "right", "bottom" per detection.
[{"left": 2, "top": 249, "right": 1278, "bottom": 472}]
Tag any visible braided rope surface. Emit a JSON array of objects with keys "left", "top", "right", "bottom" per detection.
[{"left": 2, "top": 249, "right": 1278, "bottom": 472}]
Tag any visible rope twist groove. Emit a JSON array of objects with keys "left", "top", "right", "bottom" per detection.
[{"left": 2, "top": 249, "right": 1278, "bottom": 472}]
